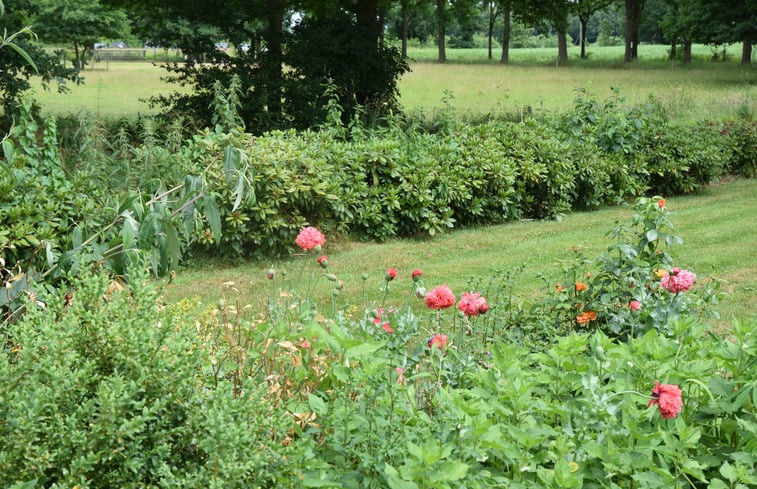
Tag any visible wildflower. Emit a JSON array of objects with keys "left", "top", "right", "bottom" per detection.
[
  {"left": 576, "top": 310, "right": 597, "bottom": 325},
  {"left": 457, "top": 292, "right": 488, "bottom": 317},
  {"left": 395, "top": 367, "right": 406, "bottom": 386},
  {"left": 478, "top": 302, "right": 489, "bottom": 314},
  {"left": 382, "top": 322, "right": 394, "bottom": 334},
  {"left": 629, "top": 300, "right": 642, "bottom": 311},
  {"left": 267, "top": 268, "right": 275, "bottom": 280},
  {"left": 660, "top": 268, "right": 696, "bottom": 293},
  {"left": 295, "top": 226, "right": 326, "bottom": 251},
  {"left": 428, "top": 334, "right": 448, "bottom": 350},
  {"left": 317, "top": 255, "right": 329, "bottom": 268},
  {"left": 654, "top": 269, "right": 667, "bottom": 278},
  {"left": 575, "top": 282, "right": 588, "bottom": 292},
  {"left": 556, "top": 283, "right": 563, "bottom": 293},
  {"left": 425, "top": 284, "right": 456, "bottom": 310},
  {"left": 412, "top": 269, "right": 423, "bottom": 282},
  {"left": 372, "top": 308, "right": 385, "bottom": 324},
  {"left": 385, "top": 268, "right": 397, "bottom": 281},
  {"left": 299, "top": 340, "right": 311, "bottom": 349},
  {"left": 648, "top": 381, "right": 682, "bottom": 419},
  {"left": 658, "top": 199, "right": 666, "bottom": 208}
]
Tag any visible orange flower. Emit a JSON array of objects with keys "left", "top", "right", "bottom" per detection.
[
  {"left": 556, "top": 283, "right": 563, "bottom": 293},
  {"left": 575, "top": 282, "right": 588, "bottom": 292},
  {"left": 576, "top": 310, "right": 597, "bottom": 325}
]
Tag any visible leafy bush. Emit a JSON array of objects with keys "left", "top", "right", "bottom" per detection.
[{"left": 0, "top": 265, "right": 302, "bottom": 488}]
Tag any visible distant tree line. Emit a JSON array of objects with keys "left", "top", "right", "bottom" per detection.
[{"left": 0, "top": 0, "right": 754, "bottom": 132}]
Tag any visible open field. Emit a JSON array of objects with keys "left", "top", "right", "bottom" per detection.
[
  {"left": 163, "top": 178, "right": 757, "bottom": 329},
  {"left": 28, "top": 44, "right": 756, "bottom": 121}
]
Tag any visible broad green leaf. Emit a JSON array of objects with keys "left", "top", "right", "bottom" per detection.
[
  {"left": 344, "top": 341, "right": 384, "bottom": 359},
  {"left": 646, "top": 229, "right": 657, "bottom": 242},
  {"left": 430, "top": 461, "right": 469, "bottom": 482},
  {"left": 720, "top": 462, "right": 737, "bottom": 483},
  {"left": 384, "top": 464, "right": 419, "bottom": 489},
  {"left": 302, "top": 477, "right": 341, "bottom": 488},
  {"left": 9, "top": 480, "right": 37, "bottom": 489},
  {"left": 164, "top": 221, "right": 181, "bottom": 270},
  {"left": 203, "top": 194, "right": 222, "bottom": 245},
  {"left": 307, "top": 393, "right": 327, "bottom": 416},
  {"left": 223, "top": 145, "right": 240, "bottom": 183}
]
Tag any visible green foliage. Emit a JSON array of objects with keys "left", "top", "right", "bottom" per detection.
[{"left": 0, "top": 265, "right": 302, "bottom": 488}]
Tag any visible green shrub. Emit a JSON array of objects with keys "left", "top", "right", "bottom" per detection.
[
  {"left": 0, "top": 265, "right": 302, "bottom": 488},
  {"left": 720, "top": 120, "right": 757, "bottom": 178}
]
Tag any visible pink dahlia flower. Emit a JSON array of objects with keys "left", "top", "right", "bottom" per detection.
[
  {"left": 295, "top": 227, "right": 326, "bottom": 251},
  {"left": 648, "top": 381, "right": 682, "bottom": 419},
  {"left": 660, "top": 268, "right": 696, "bottom": 293},
  {"left": 457, "top": 291, "right": 488, "bottom": 317},
  {"left": 425, "top": 284, "right": 455, "bottom": 310},
  {"left": 629, "top": 300, "right": 642, "bottom": 311}
]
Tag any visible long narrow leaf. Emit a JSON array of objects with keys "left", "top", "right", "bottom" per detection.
[{"left": 203, "top": 194, "right": 222, "bottom": 245}]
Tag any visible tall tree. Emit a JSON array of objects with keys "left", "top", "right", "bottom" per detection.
[
  {"left": 0, "top": 0, "right": 79, "bottom": 128},
  {"left": 435, "top": 0, "right": 447, "bottom": 62},
  {"left": 500, "top": 0, "right": 512, "bottom": 63},
  {"left": 34, "top": 0, "right": 129, "bottom": 69},
  {"left": 694, "top": 0, "right": 756, "bottom": 64},
  {"left": 574, "top": 0, "right": 613, "bottom": 58},
  {"left": 623, "top": 0, "right": 645, "bottom": 62},
  {"left": 516, "top": 0, "right": 572, "bottom": 65}
]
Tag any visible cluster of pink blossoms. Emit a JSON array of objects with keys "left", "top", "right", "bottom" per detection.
[
  {"left": 457, "top": 291, "right": 489, "bottom": 317},
  {"left": 295, "top": 227, "right": 326, "bottom": 251},
  {"left": 660, "top": 268, "right": 696, "bottom": 294},
  {"left": 648, "top": 381, "right": 683, "bottom": 419},
  {"left": 424, "top": 284, "right": 456, "bottom": 310}
]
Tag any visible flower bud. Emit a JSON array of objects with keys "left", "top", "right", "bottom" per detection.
[
  {"left": 317, "top": 255, "right": 329, "bottom": 268},
  {"left": 385, "top": 268, "right": 397, "bottom": 281},
  {"left": 267, "top": 268, "right": 275, "bottom": 280},
  {"left": 325, "top": 273, "right": 337, "bottom": 282}
]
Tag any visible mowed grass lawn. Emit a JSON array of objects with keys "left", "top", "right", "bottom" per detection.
[
  {"left": 29, "top": 44, "right": 756, "bottom": 120},
  {"left": 163, "top": 178, "right": 757, "bottom": 330}
]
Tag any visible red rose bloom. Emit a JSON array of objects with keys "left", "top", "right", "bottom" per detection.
[
  {"left": 425, "top": 285, "right": 455, "bottom": 310},
  {"left": 648, "top": 381, "right": 682, "bottom": 419},
  {"left": 295, "top": 226, "right": 326, "bottom": 251}
]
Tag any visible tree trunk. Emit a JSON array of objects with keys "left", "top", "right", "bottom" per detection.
[
  {"left": 624, "top": 0, "right": 643, "bottom": 62},
  {"left": 73, "top": 40, "right": 81, "bottom": 69},
  {"left": 669, "top": 39, "right": 676, "bottom": 60},
  {"left": 488, "top": 3, "right": 495, "bottom": 60},
  {"left": 354, "top": 0, "right": 381, "bottom": 46},
  {"left": 742, "top": 37, "right": 752, "bottom": 64},
  {"left": 682, "top": 39, "right": 691, "bottom": 63},
  {"left": 579, "top": 16, "right": 588, "bottom": 59},
  {"left": 401, "top": 1, "right": 409, "bottom": 58},
  {"left": 263, "top": 0, "right": 284, "bottom": 117},
  {"left": 436, "top": 0, "right": 446, "bottom": 63},
  {"left": 557, "top": 29, "right": 568, "bottom": 65},
  {"left": 500, "top": 6, "right": 510, "bottom": 64}
]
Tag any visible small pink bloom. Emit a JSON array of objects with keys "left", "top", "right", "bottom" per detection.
[
  {"left": 629, "top": 300, "right": 642, "bottom": 311},
  {"left": 648, "top": 381, "right": 682, "bottom": 419},
  {"left": 382, "top": 322, "right": 393, "bottom": 334},
  {"left": 395, "top": 367, "right": 406, "bottom": 385},
  {"left": 267, "top": 268, "right": 275, "bottom": 280},
  {"left": 385, "top": 268, "right": 397, "bottom": 281},
  {"left": 478, "top": 302, "right": 489, "bottom": 314},
  {"left": 411, "top": 269, "right": 423, "bottom": 281},
  {"left": 317, "top": 255, "right": 329, "bottom": 268},
  {"left": 427, "top": 334, "right": 448, "bottom": 350},
  {"left": 299, "top": 340, "right": 311, "bottom": 349},
  {"left": 425, "top": 284, "right": 455, "bottom": 310},
  {"left": 372, "top": 308, "right": 385, "bottom": 324},
  {"left": 660, "top": 268, "right": 696, "bottom": 293},
  {"left": 295, "top": 227, "right": 326, "bottom": 251},
  {"left": 457, "top": 291, "right": 488, "bottom": 317}
]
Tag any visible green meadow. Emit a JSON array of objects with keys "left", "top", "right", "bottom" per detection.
[
  {"left": 29, "top": 44, "right": 756, "bottom": 121},
  {"left": 163, "top": 178, "right": 757, "bottom": 329}
]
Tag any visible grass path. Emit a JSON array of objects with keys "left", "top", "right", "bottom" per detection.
[{"left": 164, "top": 178, "right": 757, "bottom": 328}]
